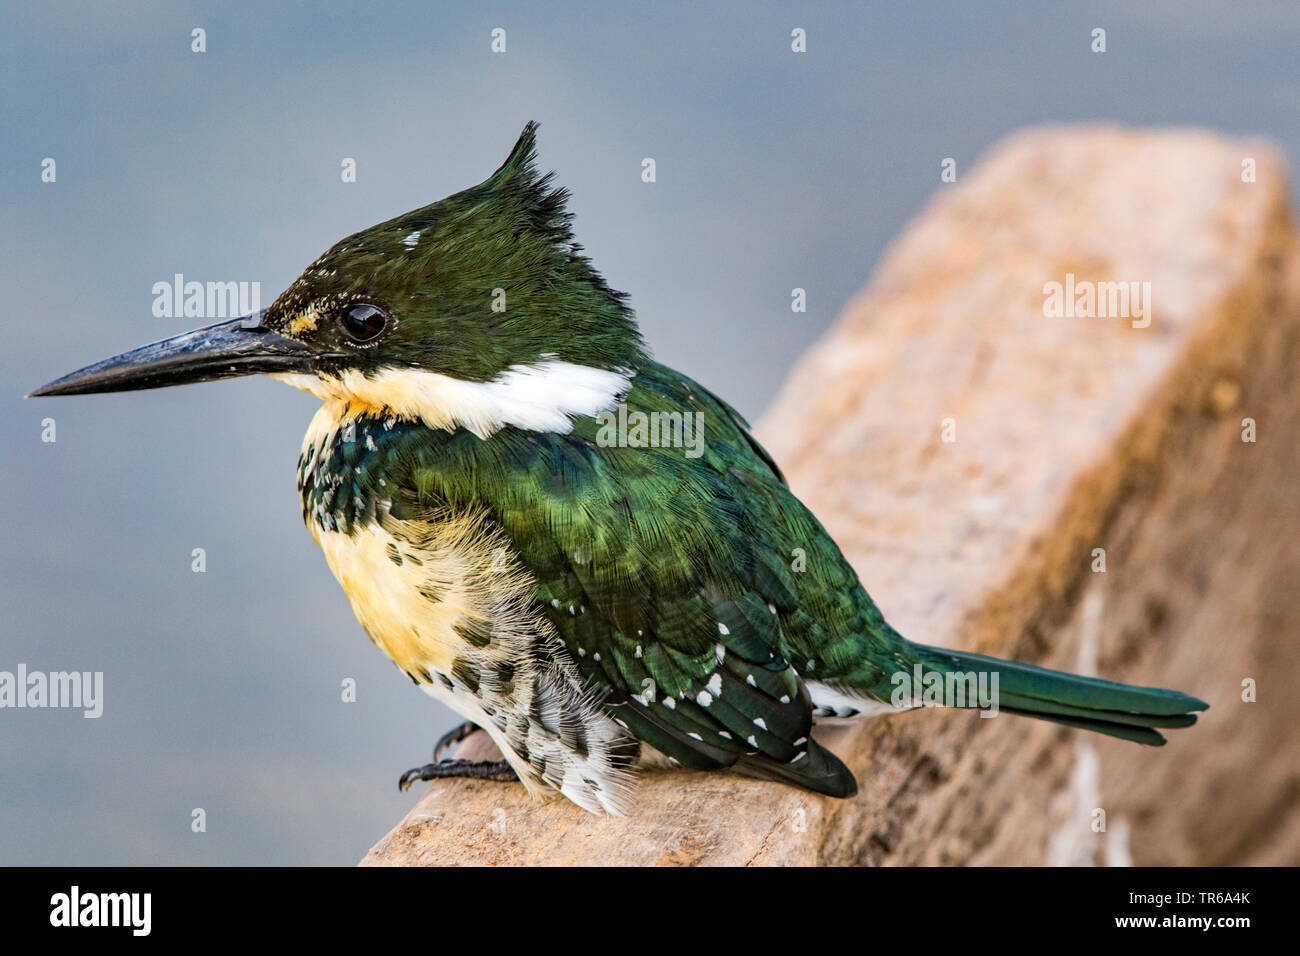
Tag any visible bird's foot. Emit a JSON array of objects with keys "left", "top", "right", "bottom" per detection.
[
  {"left": 398, "top": 759, "right": 518, "bottom": 792},
  {"left": 431, "top": 720, "right": 480, "bottom": 762}
]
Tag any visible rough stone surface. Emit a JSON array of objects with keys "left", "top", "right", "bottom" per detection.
[{"left": 362, "top": 126, "right": 1300, "bottom": 866}]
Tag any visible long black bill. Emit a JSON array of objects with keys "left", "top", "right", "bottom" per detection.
[{"left": 28, "top": 311, "right": 323, "bottom": 397}]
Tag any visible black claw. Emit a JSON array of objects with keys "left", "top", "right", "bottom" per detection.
[
  {"left": 431, "top": 720, "right": 480, "bottom": 762},
  {"left": 398, "top": 759, "right": 518, "bottom": 792}
]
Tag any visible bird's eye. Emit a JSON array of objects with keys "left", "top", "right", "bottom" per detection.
[{"left": 337, "top": 303, "right": 388, "bottom": 343}]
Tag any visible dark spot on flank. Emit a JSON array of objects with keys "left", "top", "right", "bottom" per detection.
[
  {"left": 562, "top": 723, "right": 590, "bottom": 758},
  {"left": 453, "top": 618, "right": 493, "bottom": 648},
  {"left": 493, "top": 660, "right": 517, "bottom": 696},
  {"left": 404, "top": 552, "right": 424, "bottom": 566},
  {"left": 385, "top": 543, "right": 403, "bottom": 566},
  {"left": 418, "top": 583, "right": 443, "bottom": 604},
  {"left": 437, "top": 672, "right": 454, "bottom": 692},
  {"left": 452, "top": 658, "right": 481, "bottom": 694}
]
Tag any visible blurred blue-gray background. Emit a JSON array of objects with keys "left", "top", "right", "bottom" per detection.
[{"left": 2, "top": 1, "right": 1298, "bottom": 864}]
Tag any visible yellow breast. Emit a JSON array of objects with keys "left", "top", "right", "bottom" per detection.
[
  {"left": 316, "top": 522, "right": 462, "bottom": 677},
  {"left": 314, "top": 507, "right": 549, "bottom": 685}
]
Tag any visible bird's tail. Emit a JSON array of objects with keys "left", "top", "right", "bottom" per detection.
[{"left": 894, "top": 643, "right": 1208, "bottom": 745}]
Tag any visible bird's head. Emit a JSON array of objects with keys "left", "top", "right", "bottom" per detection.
[{"left": 31, "top": 122, "right": 644, "bottom": 437}]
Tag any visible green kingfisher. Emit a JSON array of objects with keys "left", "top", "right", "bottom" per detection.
[{"left": 31, "top": 123, "right": 1207, "bottom": 814}]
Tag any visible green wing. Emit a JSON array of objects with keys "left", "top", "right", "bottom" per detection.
[{"left": 392, "top": 361, "right": 866, "bottom": 796}]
